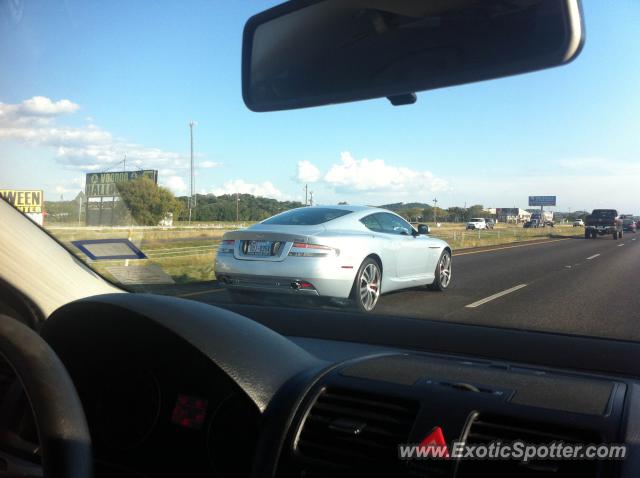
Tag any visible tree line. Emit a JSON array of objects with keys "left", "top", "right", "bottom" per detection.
[{"left": 42, "top": 178, "right": 589, "bottom": 226}]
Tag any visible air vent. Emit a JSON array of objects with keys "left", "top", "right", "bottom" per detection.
[
  {"left": 295, "top": 388, "right": 418, "bottom": 475},
  {"left": 457, "top": 414, "right": 600, "bottom": 477}
]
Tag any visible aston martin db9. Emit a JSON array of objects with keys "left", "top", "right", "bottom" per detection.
[{"left": 215, "top": 206, "right": 452, "bottom": 311}]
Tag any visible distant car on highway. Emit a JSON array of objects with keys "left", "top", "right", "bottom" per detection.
[
  {"left": 466, "top": 218, "right": 488, "bottom": 230},
  {"left": 215, "top": 206, "right": 452, "bottom": 312},
  {"left": 573, "top": 219, "right": 584, "bottom": 227},
  {"left": 584, "top": 209, "right": 623, "bottom": 239},
  {"left": 622, "top": 218, "right": 637, "bottom": 233}
]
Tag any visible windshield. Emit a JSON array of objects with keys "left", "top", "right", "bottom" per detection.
[
  {"left": 1, "top": 0, "right": 639, "bottom": 341},
  {"left": 591, "top": 210, "right": 618, "bottom": 217},
  {"left": 262, "top": 208, "right": 351, "bottom": 225}
]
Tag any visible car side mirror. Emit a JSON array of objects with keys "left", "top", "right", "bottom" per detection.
[{"left": 417, "top": 224, "right": 430, "bottom": 235}]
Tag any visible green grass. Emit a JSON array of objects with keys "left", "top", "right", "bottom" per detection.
[
  {"left": 47, "top": 222, "right": 583, "bottom": 283},
  {"left": 429, "top": 223, "right": 583, "bottom": 249}
]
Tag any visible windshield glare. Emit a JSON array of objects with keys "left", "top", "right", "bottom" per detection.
[
  {"left": 1, "top": 0, "right": 639, "bottom": 341},
  {"left": 262, "top": 208, "right": 352, "bottom": 226}
]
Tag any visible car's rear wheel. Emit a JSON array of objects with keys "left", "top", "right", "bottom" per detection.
[
  {"left": 429, "top": 250, "right": 452, "bottom": 291},
  {"left": 351, "top": 258, "right": 381, "bottom": 312}
]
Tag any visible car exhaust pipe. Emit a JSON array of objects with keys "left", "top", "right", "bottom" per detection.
[{"left": 291, "top": 280, "right": 314, "bottom": 291}]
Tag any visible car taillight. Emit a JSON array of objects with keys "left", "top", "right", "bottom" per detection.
[
  {"left": 218, "top": 240, "right": 235, "bottom": 254},
  {"left": 289, "top": 242, "right": 336, "bottom": 257}
]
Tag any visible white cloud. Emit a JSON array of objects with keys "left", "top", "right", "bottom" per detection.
[
  {"left": 0, "top": 96, "right": 192, "bottom": 174},
  {"left": 19, "top": 96, "right": 80, "bottom": 116},
  {"left": 0, "top": 96, "right": 80, "bottom": 122},
  {"left": 296, "top": 160, "right": 321, "bottom": 183},
  {"left": 163, "top": 175, "right": 188, "bottom": 195},
  {"left": 199, "top": 160, "right": 220, "bottom": 169},
  {"left": 53, "top": 176, "right": 85, "bottom": 197},
  {"left": 323, "top": 151, "right": 450, "bottom": 196},
  {"left": 212, "top": 179, "right": 283, "bottom": 199}
]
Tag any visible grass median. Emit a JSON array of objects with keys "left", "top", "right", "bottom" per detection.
[{"left": 46, "top": 222, "right": 584, "bottom": 284}]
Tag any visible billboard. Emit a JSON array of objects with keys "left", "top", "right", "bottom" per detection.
[
  {"left": 528, "top": 196, "right": 556, "bottom": 207},
  {"left": 0, "top": 189, "right": 44, "bottom": 213},
  {"left": 496, "top": 207, "right": 519, "bottom": 216},
  {"left": 85, "top": 170, "right": 158, "bottom": 197}
]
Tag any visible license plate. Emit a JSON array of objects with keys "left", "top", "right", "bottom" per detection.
[{"left": 246, "top": 240, "right": 273, "bottom": 256}]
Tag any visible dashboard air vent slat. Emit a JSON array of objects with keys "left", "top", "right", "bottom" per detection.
[
  {"left": 458, "top": 414, "right": 601, "bottom": 477},
  {"left": 296, "top": 388, "right": 418, "bottom": 473}
]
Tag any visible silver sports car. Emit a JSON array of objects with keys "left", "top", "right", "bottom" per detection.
[{"left": 215, "top": 205, "right": 452, "bottom": 312}]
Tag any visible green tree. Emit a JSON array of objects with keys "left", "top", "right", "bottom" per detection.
[
  {"left": 117, "top": 176, "right": 181, "bottom": 226},
  {"left": 446, "top": 207, "right": 467, "bottom": 222},
  {"left": 177, "top": 193, "right": 303, "bottom": 222},
  {"left": 422, "top": 206, "right": 433, "bottom": 221},
  {"left": 466, "top": 204, "right": 485, "bottom": 221}
]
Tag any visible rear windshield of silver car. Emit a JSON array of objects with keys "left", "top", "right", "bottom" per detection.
[{"left": 261, "top": 208, "right": 352, "bottom": 225}]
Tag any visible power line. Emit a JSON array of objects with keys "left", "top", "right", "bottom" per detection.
[{"left": 101, "top": 157, "right": 126, "bottom": 173}]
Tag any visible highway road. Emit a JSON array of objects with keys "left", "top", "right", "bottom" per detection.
[{"left": 160, "top": 234, "right": 640, "bottom": 341}]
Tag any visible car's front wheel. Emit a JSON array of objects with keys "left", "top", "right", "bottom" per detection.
[
  {"left": 429, "top": 250, "right": 452, "bottom": 291},
  {"left": 352, "top": 258, "right": 381, "bottom": 312}
]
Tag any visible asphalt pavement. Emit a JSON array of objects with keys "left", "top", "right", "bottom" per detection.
[{"left": 160, "top": 233, "right": 640, "bottom": 341}]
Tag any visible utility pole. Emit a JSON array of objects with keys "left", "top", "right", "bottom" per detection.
[
  {"left": 188, "top": 121, "right": 196, "bottom": 223},
  {"left": 304, "top": 184, "right": 308, "bottom": 206},
  {"left": 432, "top": 197, "right": 438, "bottom": 223},
  {"left": 123, "top": 154, "right": 126, "bottom": 171},
  {"left": 309, "top": 191, "right": 314, "bottom": 206}
]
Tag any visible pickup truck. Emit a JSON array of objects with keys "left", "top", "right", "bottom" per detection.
[{"left": 584, "top": 209, "right": 623, "bottom": 239}]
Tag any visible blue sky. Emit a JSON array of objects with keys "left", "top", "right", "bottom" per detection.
[{"left": 1, "top": 0, "right": 639, "bottom": 212}]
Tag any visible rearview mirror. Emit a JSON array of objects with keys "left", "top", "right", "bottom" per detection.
[{"left": 243, "top": 0, "right": 584, "bottom": 112}]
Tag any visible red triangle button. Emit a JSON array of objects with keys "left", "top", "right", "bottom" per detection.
[{"left": 418, "top": 426, "right": 450, "bottom": 458}]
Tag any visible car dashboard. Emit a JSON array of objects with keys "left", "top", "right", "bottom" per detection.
[{"left": 1, "top": 293, "right": 638, "bottom": 478}]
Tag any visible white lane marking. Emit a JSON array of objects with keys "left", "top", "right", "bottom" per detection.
[
  {"left": 633, "top": 238, "right": 637, "bottom": 241},
  {"left": 465, "top": 284, "right": 528, "bottom": 308},
  {"left": 618, "top": 244, "right": 625, "bottom": 247},
  {"left": 586, "top": 254, "right": 600, "bottom": 260}
]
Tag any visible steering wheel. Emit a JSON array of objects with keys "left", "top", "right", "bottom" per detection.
[{"left": 0, "top": 314, "right": 92, "bottom": 478}]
